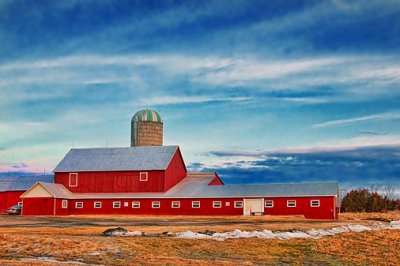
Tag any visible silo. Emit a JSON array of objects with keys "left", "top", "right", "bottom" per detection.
[{"left": 131, "top": 109, "right": 163, "bottom": 147}]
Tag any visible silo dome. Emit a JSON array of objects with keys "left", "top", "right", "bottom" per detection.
[
  {"left": 132, "top": 109, "right": 163, "bottom": 123},
  {"left": 131, "top": 109, "right": 163, "bottom": 147}
]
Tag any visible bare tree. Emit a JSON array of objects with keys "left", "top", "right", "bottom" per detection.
[
  {"left": 369, "top": 183, "right": 382, "bottom": 194},
  {"left": 383, "top": 185, "right": 395, "bottom": 199}
]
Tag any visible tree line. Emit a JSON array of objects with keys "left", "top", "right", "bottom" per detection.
[{"left": 340, "top": 188, "right": 400, "bottom": 213}]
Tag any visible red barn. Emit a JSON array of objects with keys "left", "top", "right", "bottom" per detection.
[{"left": 21, "top": 145, "right": 339, "bottom": 219}]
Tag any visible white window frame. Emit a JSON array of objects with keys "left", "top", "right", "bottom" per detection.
[
  {"left": 132, "top": 201, "right": 140, "bottom": 208},
  {"left": 61, "top": 200, "right": 68, "bottom": 209},
  {"left": 287, "top": 200, "right": 296, "bottom": 207},
  {"left": 171, "top": 201, "right": 180, "bottom": 208},
  {"left": 94, "top": 202, "right": 102, "bottom": 208},
  {"left": 192, "top": 201, "right": 200, "bottom": 208},
  {"left": 75, "top": 202, "right": 83, "bottom": 208},
  {"left": 152, "top": 201, "right": 160, "bottom": 208},
  {"left": 310, "top": 200, "right": 320, "bottom": 207},
  {"left": 234, "top": 201, "right": 243, "bottom": 208},
  {"left": 139, "top": 172, "right": 148, "bottom": 181},
  {"left": 69, "top": 173, "right": 78, "bottom": 187},
  {"left": 113, "top": 201, "right": 121, "bottom": 208},
  {"left": 18, "top": 202, "right": 23, "bottom": 206},
  {"left": 213, "top": 201, "right": 222, "bottom": 208},
  {"left": 265, "top": 200, "right": 274, "bottom": 208}
]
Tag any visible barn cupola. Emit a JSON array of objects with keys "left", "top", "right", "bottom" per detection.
[{"left": 131, "top": 109, "right": 163, "bottom": 147}]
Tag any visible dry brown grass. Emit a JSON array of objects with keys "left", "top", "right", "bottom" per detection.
[
  {"left": 0, "top": 213, "right": 399, "bottom": 265},
  {"left": 339, "top": 210, "right": 400, "bottom": 221}
]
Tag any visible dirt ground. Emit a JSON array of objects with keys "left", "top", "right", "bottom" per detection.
[{"left": 0, "top": 212, "right": 399, "bottom": 265}]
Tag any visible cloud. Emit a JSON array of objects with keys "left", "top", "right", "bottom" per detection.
[
  {"left": 198, "top": 144, "right": 400, "bottom": 187},
  {"left": 139, "top": 96, "right": 251, "bottom": 106},
  {"left": 312, "top": 111, "right": 400, "bottom": 129}
]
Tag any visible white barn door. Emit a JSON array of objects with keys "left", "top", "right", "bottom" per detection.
[{"left": 244, "top": 198, "right": 264, "bottom": 215}]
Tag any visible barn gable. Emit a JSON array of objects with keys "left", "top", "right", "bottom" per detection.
[{"left": 21, "top": 183, "right": 54, "bottom": 198}]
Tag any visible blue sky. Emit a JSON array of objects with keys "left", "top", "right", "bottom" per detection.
[{"left": 0, "top": 0, "right": 399, "bottom": 192}]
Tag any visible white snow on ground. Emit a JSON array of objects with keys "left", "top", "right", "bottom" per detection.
[
  {"left": 19, "top": 257, "right": 87, "bottom": 265},
  {"left": 105, "top": 221, "right": 400, "bottom": 241},
  {"left": 175, "top": 220, "right": 400, "bottom": 241}
]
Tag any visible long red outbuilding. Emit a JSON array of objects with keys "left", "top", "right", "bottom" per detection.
[{"left": 21, "top": 145, "right": 339, "bottom": 219}]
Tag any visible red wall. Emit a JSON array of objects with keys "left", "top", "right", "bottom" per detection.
[
  {"left": 164, "top": 149, "right": 187, "bottom": 191},
  {"left": 48, "top": 196, "right": 336, "bottom": 219},
  {"left": 208, "top": 175, "right": 224, "bottom": 185},
  {"left": 262, "top": 196, "right": 336, "bottom": 219},
  {"left": 22, "top": 197, "right": 55, "bottom": 215},
  {"left": 54, "top": 150, "right": 187, "bottom": 193},
  {"left": 0, "top": 191, "right": 24, "bottom": 212},
  {"left": 55, "top": 170, "right": 166, "bottom": 193}
]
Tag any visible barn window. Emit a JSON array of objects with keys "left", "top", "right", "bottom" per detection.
[
  {"left": 234, "top": 201, "right": 243, "bottom": 208},
  {"left": 75, "top": 202, "right": 83, "bottom": 208},
  {"left": 152, "top": 201, "right": 160, "bottom": 208},
  {"left": 18, "top": 202, "right": 23, "bottom": 206},
  {"left": 265, "top": 200, "right": 274, "bottom": 208},
  {"left": 310, "top": 200, "right": 320, "bottom": 207},
  {"left": 113, "top": 202, "right": 121, "bottom": 208},
  {"left": 225, "top": 202, "right": 230, "bottom": 207},
  {"left": 192, "top": 201, "right": 200, "bottom": 208},
  {"left": 61, "top": 200, "right": 68, "bottom": 209},
  {"left": 171, "top": 201, "right": 180, "bottom": 208},
  {"left": 213, "top": 201, "right": 222, "bottom": 208},
  {"left": 139, "top": 172, "right": 148, "bottom": 181},
  {"left": 287, "top": 200, "right": 296, "bottom": 207},
  {"left": 69, "top": 173, "right": 78, "bottom": 187},
  {"left": 132, "top": 201, "right": 140, "bottom": 208},
  {"left": 94, "top": 202, "right": 102, "bottom": 208}
]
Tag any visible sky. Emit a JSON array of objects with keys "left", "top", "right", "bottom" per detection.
[{"left": 0, "top": 0, "right": 399, "bottom": 193}]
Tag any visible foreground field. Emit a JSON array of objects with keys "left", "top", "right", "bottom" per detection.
[{"left": 0, "top": 212, "right": 399, "bottom": 265}]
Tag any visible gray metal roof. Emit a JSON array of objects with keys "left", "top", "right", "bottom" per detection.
[
  {"left": 0, "top": 175, "right": 53, "bottom": 192},
  {"left": 53, "top": 145, "right": 180, "bottom": 172},
  {"left": 24, "top": 175, "right": 338, "bottom": 199}
]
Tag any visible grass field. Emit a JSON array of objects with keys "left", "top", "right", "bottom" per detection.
[{"left": 0, "top": 212, "right": 399, "bottom": 265}]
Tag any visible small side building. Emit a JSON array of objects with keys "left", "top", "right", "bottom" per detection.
[{"left": 0, "top": 175, "right": 53, "bottom": 212}]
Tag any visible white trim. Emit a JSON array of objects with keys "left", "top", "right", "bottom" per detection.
[
  {"left": 213, "top": 201, "right": 222, "bottom": 208},
  {"left": 69, "top": 173, "right": 78, "bottom": 187},
  {"left": 113, "top": 201, "right": 121, "bottom": 208},
  {"left": 225, "top": 202, "right": 230, "bottom": 207},
  {"left": 310, "top": 199, "right": 320, "bottom": 207},
  {"left": 132, "top": 201, "right": 140, "bottom": 208},
  {"left": 139, "top": 172, "right": 148, "bottom": 181},
  {"left": 124, "top": 202, "right": 129, "bottom": 207},
  {"left": 287, "top": 200, "right": 296, "bottom": 207},
  {"left": 171, "top": 201, "right": 180, "bottom": 208},
  {"left": 61, "top": 200, "right": 68, "bottom": 209},
  {"left": 265, "top": 200, "right": 274, "bottom": 208},
  {"left": 234, "top": 201, "right": 243, "bottom": 208},
  {"left": 152, "top": 201, "right": 160, "bottom": 208},
  {"left": 94, "top": 202, "right": 102, "bottom": 208},
  {"left": 192, "top": 201, "right": 200, "bottom": 208},
  {"left": 75, "top": 202, "right": 83, "bottom": 208}
]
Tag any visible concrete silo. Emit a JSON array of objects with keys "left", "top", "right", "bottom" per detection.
[{"left": 131, "top": 109, "right": 163, "bottom": 147}]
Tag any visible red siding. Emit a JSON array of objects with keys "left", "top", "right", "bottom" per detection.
[
  {"left": 47, "top": 196, "right": 336, "bottom": 219},
  {"left": 0, "top": 191, "right": 24, "bottom": 212},
  {"left": 22, "top": 197, "right": 55, "bottom": 215},
  {"left": 263, "top": 196, "right": 336, "bottom": 219},
  {"left": 164, "top": 149, "right": 187, "bottom": 191},
  {"left": 54, "top": 170, "right": 165, "bottom": 193},
  {"left": 208, "top": 174, "right": 224, "bottom": 185}
]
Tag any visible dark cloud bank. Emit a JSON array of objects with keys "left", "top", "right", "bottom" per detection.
[{"left": 189, "top": 146, "right": 400, "bottom": 188}]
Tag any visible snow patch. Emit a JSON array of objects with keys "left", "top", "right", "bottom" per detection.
[
  {"left": 19, "top": 257, "right": 87, "bottom": 265},
  {"left": 175, "top": 220, "right": 400, "bottom": 241}
]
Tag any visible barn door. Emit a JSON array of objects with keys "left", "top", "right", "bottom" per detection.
[{"left": 244, "top": 198, "right": 264, "bottom": 215}]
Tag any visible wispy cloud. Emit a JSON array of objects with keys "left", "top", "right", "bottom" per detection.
[
  {"left": 139, "top": 95, "right": 251, "bottom": 106},
  {"left": 313, "top": 111, "right": 400, "bottom": 129}
]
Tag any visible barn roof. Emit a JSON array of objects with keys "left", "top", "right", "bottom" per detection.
[
  {"left": 0, "top": 175, "right": 54, "bottom": 192},
  {"left": 23, "top": 175, "right": 338, "bottom": 199},
  {"left": 53, "top": 145, "right": 181, "bottom": 172}
]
